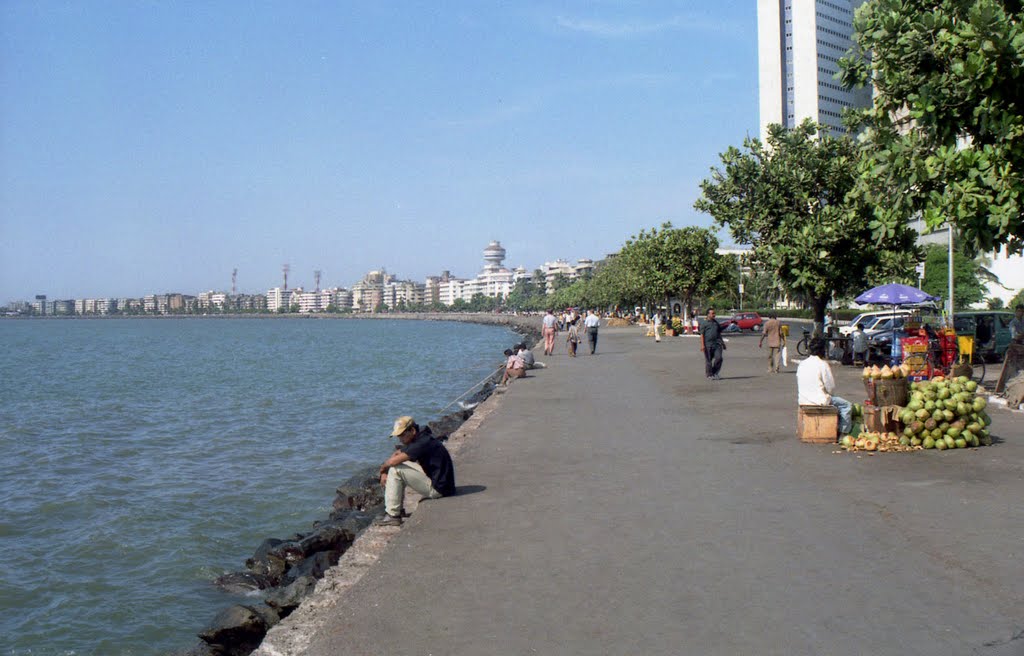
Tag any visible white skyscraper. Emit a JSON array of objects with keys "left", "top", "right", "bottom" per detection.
[{"left": 757, "top": 0, "right": 871, "bottom": 140}]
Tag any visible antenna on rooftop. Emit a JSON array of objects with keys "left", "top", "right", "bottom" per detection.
[
  {"left": 282, "top": 264, "right": 290, "bottom": 290},
  {"left": 231, "top": 268, "right": 237, "bottom": 295},
  {"left": 314, "top": 270, "right": 322, "bottom": 292}
]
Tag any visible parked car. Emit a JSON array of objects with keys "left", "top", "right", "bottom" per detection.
[
  {"left": 716, "top": 312, "right": 763, "bottom": 332},
  {"left": 839, "top": 309, "right": 914, "bottom": 336}
]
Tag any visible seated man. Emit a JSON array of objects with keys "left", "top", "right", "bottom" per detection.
[
  {"left": 501, "top": 348, "right": 526, "bottom": 384},
  {"left": 797, "top": 337, "right": 853, "bottom": 436},
  {"left": 377, "top": 416, "right": 455, "bottom": 526},
  {"left": 515, "top": 343, "right": 545, "bottom": 369}
]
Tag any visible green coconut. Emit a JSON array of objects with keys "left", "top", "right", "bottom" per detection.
[{"left": 923, "top": 436, "right": 935, "bottom": 449}]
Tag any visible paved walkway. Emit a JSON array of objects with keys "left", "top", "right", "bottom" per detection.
[{"left": 298, "top": 325, "right": 1023, "bottom": 656}]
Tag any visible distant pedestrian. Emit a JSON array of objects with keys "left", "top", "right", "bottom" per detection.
[
  {"left": 851, "top": 323, "right": 869, "bottom": 365},
  {"left": 584, "top": 309, "right": 600, "bottom": 354},
  {"left": 566, "top": 318, "right": 580, "bottom": 357},
  {"left": 759, "top": 313, "right": 782, "bottom": 373},
  {"left": 377, "top": 416, "right": 455, "bottom": 526},
  {"left": 542, "top": 309, "right": 558, "bottom": 356},
  {"left": 653, "top": 311, "right": 663, "bottom": 343},
  {"left": 699, "top": 308, "right": 725, "bottom": 380}
]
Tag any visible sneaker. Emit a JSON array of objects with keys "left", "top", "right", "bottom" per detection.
[{"left": 377, "top": 513, "right": 403, "bottom": 526}]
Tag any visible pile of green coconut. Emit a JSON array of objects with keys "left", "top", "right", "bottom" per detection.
[{"left": 897, "top": 375, "right": 992, "bottom": 449}]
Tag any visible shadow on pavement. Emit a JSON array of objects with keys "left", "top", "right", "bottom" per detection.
[{"left": 454, "top": 484, "right": 487, "bottom": 496}]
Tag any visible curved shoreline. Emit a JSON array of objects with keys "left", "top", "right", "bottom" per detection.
[{"left": 180, "top": 314, "right": 542, "bottom": 655}]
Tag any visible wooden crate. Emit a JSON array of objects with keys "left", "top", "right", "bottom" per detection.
[{"left": 798, "top": 405, "right": 839, "bottom": 443}]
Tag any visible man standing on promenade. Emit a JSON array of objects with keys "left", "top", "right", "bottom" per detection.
[
  {"left": 797, "top": 338, "right": 853, "bottom": 437},
  {"left": 1010, "top": 305, "right": 1024, "bottom": 341},
  {"left": 584, "top": 309, "right": 601, "bottom": 354},
  {"left": 758, "top": 313, "right": 782, "bottom": 373},
  {"left": 377, "top": 416, "right": 455, "bottom": 526},
  {"left": 542, "top": 309, "right": 558, "bottom": 356},
  {"left": 699, "top": 308, "right": 725, "bottom": 379}
]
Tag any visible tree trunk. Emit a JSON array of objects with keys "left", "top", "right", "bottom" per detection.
[{"left": 812, "top": 296, "right": 829, "bottom": 337}]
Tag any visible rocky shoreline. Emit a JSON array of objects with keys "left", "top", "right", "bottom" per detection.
[{"left": 176, "top": 314, "right": 542, "bottom": 656}]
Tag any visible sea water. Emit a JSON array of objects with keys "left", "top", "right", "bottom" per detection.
[{"left": 0, "top": 317, "right": 516, "bottom": 655}]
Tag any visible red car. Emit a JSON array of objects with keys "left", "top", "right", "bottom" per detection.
[{"left": 718, "top": 312, "right": 764, "bottom": 331}]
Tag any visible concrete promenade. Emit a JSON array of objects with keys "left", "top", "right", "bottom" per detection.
[{"left": 277, "top": 325, "right": 1022, "bottom": 655}]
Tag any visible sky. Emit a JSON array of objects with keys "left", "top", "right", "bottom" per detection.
[{"left": 0, "top": 1, "right": 759, "bottom": 301}]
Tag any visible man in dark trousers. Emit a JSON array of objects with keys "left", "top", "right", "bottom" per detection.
[
  {"left": 700, "top": 308, "right": 726, "bottom": 380},
  {"left": 377, "top": 416, "right": 455, "bottom": 526}
]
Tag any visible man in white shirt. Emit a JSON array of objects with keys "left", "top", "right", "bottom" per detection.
[
  {"left": 797, "top": 337, "right": 853, "bottom": 436},
  {"left": 584, "top": 310, "right": 601, "bottom": 354}
]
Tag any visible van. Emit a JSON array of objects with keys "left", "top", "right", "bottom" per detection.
[{"left": 952, "top": 311, "right": 1015, "bottom": 361}]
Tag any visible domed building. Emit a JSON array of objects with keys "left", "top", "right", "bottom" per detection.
[{"left": 463, "top": 241, "right": 516, "bottom": 300}]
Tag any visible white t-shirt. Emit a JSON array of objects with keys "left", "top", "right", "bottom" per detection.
[
  {"left": 584, "top": 314, "right": 600, "bottom": 329},
  {"left": 797, "top": 355, "right": 834, "bottom": 405}
]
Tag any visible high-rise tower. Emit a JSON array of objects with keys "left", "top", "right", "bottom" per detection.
[{"left": 757, "top": 0, "right": 871, "bottom": 140}]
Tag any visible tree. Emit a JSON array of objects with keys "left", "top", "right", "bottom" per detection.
[
  {"left": 839, "top": 0, "right": 1024, "bottom": 255},
  {"left": 618, "top": 223, "right": 730, "bottom": 321},
  {"left": 921, "top": 244, "right": 987, "bottom": 309},
  {"left": 695, "top": 120, "right": 919, "bottom": 328},
  {"left": 1009, "top": 288, "right": 1024, "bottom": 309}
]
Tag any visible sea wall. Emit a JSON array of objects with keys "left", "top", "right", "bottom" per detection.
[{"left": 176, "top": 313, "right": 541, "bottom": 656}]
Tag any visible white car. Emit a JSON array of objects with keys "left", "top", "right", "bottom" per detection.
[{"left": 838, "top": 310, "right": 914, "bottom": 336}]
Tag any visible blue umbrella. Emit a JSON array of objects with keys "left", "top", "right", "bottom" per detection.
[{"left": 855, "top": 283, "right": 939, "bottom": 305}]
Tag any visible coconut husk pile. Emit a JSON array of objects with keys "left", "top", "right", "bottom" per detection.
[
  {"left": 606, "top": 318, "right": 632, "bottom": 327},
  {"left": 839, "top": 431, "right": 921, "bottom": 453}
]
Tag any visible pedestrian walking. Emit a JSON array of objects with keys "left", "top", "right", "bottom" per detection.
[
  {"left": 566, "top": 318, "right": 580, "bottom": 357},
  {"left": 584, "top": 309, "right": 600, "bottom": 354},
  {"left": 699, "top": 308, "right": 725, "bottom": 379},
  {"left": 542, "top": 309, "right": 557, "bottom": 356},
  {"left": 759, "top": 313, "right": 782, "bottom": 373},
  {"left": 653, "top": 311, "right": 662, "bottom": 343}
]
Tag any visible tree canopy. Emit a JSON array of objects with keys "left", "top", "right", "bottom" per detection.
[
  {"left": 839, "top": 0, "right": 1024, "bottom": 255},
  {"left": 920, "top": 244, "right": 988, "bottom": 309},
  {"left": 695, "top": 120, "right": 918, "bottom": 325},
  {"left": 617, "top": 223, "right": 729, "bottom": 318}
]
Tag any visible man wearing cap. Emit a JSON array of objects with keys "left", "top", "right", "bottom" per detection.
[{"left": 377, "top": 416, "right": 456, "bottom": 526}]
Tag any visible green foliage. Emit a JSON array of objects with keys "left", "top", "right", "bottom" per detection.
[
  {"left": 1008, "top": 288, "right": 1024, "bottom": 309},
  {"left": 920, "top": 244, "right": 987, "bottom": 309},
  {"left": 840, "top": 0, "right": 1024, "bottom": 255},
  {"left": 987, "top": 297, "right": 1005, "bottom": 309},
  {"left": 695, "top": 120, "right": 919, "bottom": 324},
  {"left": 618, "top": 223, "right": 729, "bottom": 317}
]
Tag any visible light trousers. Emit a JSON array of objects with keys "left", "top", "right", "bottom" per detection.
[{"left": 385, "top": 461, "right": 442, "bottom": 517}]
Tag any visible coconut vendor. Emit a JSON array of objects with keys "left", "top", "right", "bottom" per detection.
[
  {"left": 797, "top": 337, "right": 853, "bottom": 436},
  {"left": 377, "top": 416, "right": 456, "bottom": 526}
]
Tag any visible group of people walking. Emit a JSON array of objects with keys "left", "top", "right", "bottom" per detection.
[{"left": 543, "top": 308, "right": 600, "bottom": 357}]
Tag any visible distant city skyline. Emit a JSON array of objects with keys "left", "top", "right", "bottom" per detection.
[{"left": 0, "top": 2, "right": 757, "bottom": 301}]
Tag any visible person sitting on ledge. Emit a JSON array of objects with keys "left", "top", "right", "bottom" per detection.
[
  {"left": 377, "top": 416, "right": 455, "bottom": 526},
  {"left": 797, "top": 337, "right": 853, "bottom": 437},
  {"left": 515, "top": 343, "right": 545, "bottom": 369},
  {"left": 502, "top": 348, "right": 526, "bottom": 384}
]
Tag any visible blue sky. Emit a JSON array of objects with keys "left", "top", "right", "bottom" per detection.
[{"left": 0, "top": 1, "right": 758, "bottom": 300}]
